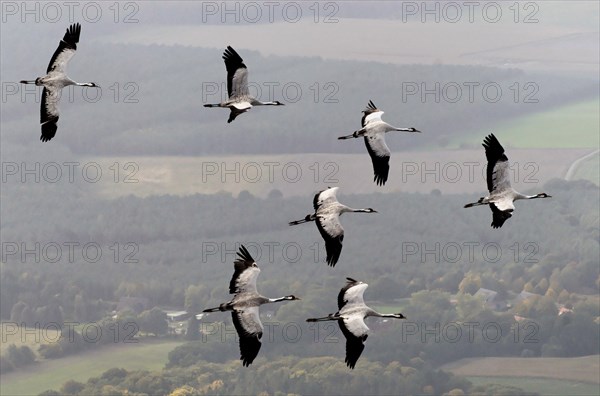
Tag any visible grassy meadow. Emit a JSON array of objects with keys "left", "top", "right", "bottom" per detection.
[{"left": 0, "top": 339, "right": 183, "bottom": 396}]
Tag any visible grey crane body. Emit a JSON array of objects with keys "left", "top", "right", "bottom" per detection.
[
  {"left": 464, "top": 134, "right": 551, "bottom": 228},
  {"left": 307, "top": 278, "right": 405, "bottom": 369},
  {"left": 202, "top": 245, "right": 300, "bottom": 366},
  {"left": 20, "top": 23, "right": 98, "bottom": 142},
  {"left": 338, "top": 100, "right": 420, "bottom": 186},
  {"left": 289, "top": 187, "right": 377, "bottom": 267},
  {"left": 204, "top": 46, "right": 284, "bottom": 123}
]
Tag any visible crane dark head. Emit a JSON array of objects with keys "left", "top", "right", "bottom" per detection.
[
  {"left": 536, "top": 193, "right": 551, "bottom": 198},
  {"left": 86, "top": 82, "right": 100, "bottom": 88},
  {"left": 409, "top": 128, "right": 421, "bottom": 133},
  {"left": 365, "top": 208, "right": 378, "bottom": 213},
  {"left": 274, "top": 100, "right": 285, "bottom": 106},
  {"left": 393, "top": 313, "right": 406, "bottom": 319},
  {"left": 285, "top": 295, "right": 301, "bottom": 301}
]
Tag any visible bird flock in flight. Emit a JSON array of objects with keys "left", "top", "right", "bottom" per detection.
[{"left": 19, "top": 23, "right": 552, "bottom": 369}]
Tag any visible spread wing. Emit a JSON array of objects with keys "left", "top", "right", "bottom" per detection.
[
  {"left": 47, "top": 23, "right": 80, "bottom": 74},
  {"left": 361, "top": 100, "right": 383, "bottom": 127},
  {"left": 229, "top": 245, "right": 260, "bottom": 294},
  {"left": 483, "top": 134, "right": 511, "bottom": 194},
  {"left": 489, "top": 203, "right": 513, "bottom": 229},
  {"left": 338, "top": 282, "right": 368, "bottom": 309},
  {"left": 338, "top": 318, "right": 368, "bottom": 369},
  {"left": 40, "top": 87, "right": 60, "bottom": 142},
  {"left": 364, "top": 134, "right": 391, "bottom": 186},
  {"left": 223, "top": 46, "right": 249, "bottom": 98},
  {"left": 316, "top": 212, "right": 343, "bottom": 267},
  {"left": 313, "top": 187, "right": 339, "bottom": 210},
  {"left": 231, "top": 307, "right": 263, "bottom": 367}
]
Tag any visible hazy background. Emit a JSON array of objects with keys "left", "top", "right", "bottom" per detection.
[{"left": 1, "top": 1, "right": 598, "bottom": 395}]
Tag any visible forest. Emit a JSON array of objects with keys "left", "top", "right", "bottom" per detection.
[
  {"left": 1, "top": 5, "right": 598, "bottom": 394},
  {"left": 3, "top": 41, "right": 598, "bottom": 157},
  {"left": 1, "top": 178, "right": 598, "bottom": 394}
]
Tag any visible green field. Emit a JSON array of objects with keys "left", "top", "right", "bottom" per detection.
[
  {"left": 0, "top": 340, "right": 183, "bottom": 396},
  {"left": 454, "top": 98, "right": 600, "bottom": 149},
  {"left": 467, "top": 375, "right": 599, "bottom": 396},
  {"left": 86, "top": 147, "right": 591, "bottom": 200},
  {"left": 1, "top": 322, "right": 61, "bottom": 359},
  {"left": 442, "top": 355, "right": 600, "bottom": 384}
]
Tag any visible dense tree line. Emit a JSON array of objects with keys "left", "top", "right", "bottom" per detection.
[
  {"left": 2, "top": 179, "right": 597, "bottom": 320},
  {"left": 4, "top": 40, "right": 598, "bottom": 157},
  {"left": 0, "top": 344, "right": 36, "bottom": 374},
  {"left": 38, "top": 358, "right": 539, "bottom": 395},
  {"left": 1, "top": 180, "right": 597, "bottom": 393}
]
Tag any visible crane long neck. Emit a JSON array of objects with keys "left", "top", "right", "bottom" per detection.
[
  {"left": 514, "top": 192, "right": 539, "bottom": 201},
  {"left": 365, "top": 309, "right": 384, "bottom": 318},
  {"left": 379, "top": 313, "right": 401, "bottom": 318},
  {"left": 381, "top": 122, "right": 411, "bottom": 132},
  {"left": 366, "top": 310, "right": 401, "bottom": 319},
  {"left": 268, "top": 296, "right": 290, "bottom": 303},
  {"left": 340, "top": 205, "right": 370, "bottom": 214}
]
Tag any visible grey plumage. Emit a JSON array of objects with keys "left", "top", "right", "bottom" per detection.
[
  {"left": 464, "top": 134, "right": 552, "bottom": 228},
  {"left": 338, "top": 100, "right": 421, "bottom": 186},
  {"left": 307, "top": 278, "right": 406, "bottom": 369},
  {"left": 203, "top": 46, "right": 284, "bottom": 123},
  {"left": 289, "top": 187, "right": 377, "bottom": 267},
  {"left": 20, "top": 23, "right": 99, "bottom": 142},
  {"left": 202, "top": 245, "right": 300, "bottom": 366}
]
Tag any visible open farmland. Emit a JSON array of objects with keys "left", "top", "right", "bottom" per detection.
[
  {"left": 85, "top": 148, "right": 594, "bottom": 200},
  {"left": 441, "top": 355, "right": 600, "bottom": 384},
  {"left": 0, "top": 340, "right": 183, "bottom": 396}
]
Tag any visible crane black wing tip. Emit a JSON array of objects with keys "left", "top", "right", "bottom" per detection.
[
  {"left": 374, "top": 175, "right": 387, "bottom": 186},
  {"left": 222, "top": 45, "right": 245, "bottom": 64},
  {"left": 236, "top": 244, "right": 254, "bottom": 263},
  {"left": 482, "top": 133, "right": 503, "bottom": 150},
  {"left": 326, "top": 247, "right": 341, "bottom": 267},
  {"left": 225, "top": 45, "right": 238, "bottom": 54},
  {"left": 373, "top": 168, "right": 389, "bottom": 186},
  {"left": 68, "top": 22, "right": 81, "bottom": 32},
  {"left": 65, "top": 22, "right": 81, "bottom": 45},
  {"left": 40, "top": 121, "right": 58, "bottom": 142},
  {"left": 489, "top": 204, "right": 512, "bottom": 228}
]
